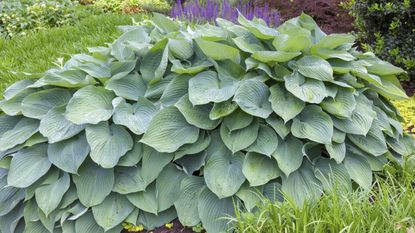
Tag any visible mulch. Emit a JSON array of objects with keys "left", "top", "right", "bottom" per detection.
[
  {"left": 122, "top": 219, "right": 198, "bottom": 233},
  {"left": 402, "top": 81, "right": 415, "bottom": 97}
]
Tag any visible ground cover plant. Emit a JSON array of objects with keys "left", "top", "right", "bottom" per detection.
[
  {"left": 0, "top": 12, "right": 414, "bottom": 233},
  {"left": 0, "top": 0, "right": 100, "bottom": 38}
]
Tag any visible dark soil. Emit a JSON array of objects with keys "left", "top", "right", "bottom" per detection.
[
  {"left": 402, "top": 81, "right": 415, "bottom": 97},
  {"left": 122, "top": 219, "right": 198, "bottom": 233}
]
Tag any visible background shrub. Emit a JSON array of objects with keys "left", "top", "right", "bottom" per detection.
[
  {"left": 92, "top": 0, "right": 171, "bottom": 13},
  {"left": 342, "top": 0, "right": 415, "bottom": 80},
  {"left": 0, "top": 0, "right": 92, "bottom": 38}
]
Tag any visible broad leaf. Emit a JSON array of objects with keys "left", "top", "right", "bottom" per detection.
[
  {"left": 233, "top": 79, "right": 273, "bottom": 118},
  {"left": 242, "top": 152, "right": 281, "bottom": 186},
  {"left": 86, "top": 122, "right": 133, "bottom": 168},
  {"left": 141, "top": 106, "right": 199, "bottom": 153},
  {"left": 269, "top": 83, "right": 305, "bottom": 122},
  {"left": 65, "top": 86, "right": 115, "bottom": 125},
  {"left": 204, "top": 152, "right": 245, "bottom": 198}
]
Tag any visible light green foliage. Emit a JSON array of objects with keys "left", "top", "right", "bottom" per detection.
[
  {"left": 0, "top": 12, "right": 414, "bottom": 233},
  {"left": 0, "top": 0, "right": 100, "bottom": 38}
]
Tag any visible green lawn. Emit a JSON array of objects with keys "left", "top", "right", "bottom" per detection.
[{"left": 0, "top": 12, "right": 146, "bottom": 92}]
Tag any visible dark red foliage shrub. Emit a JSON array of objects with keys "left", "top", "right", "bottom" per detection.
[{"left": 264, "top": 0, "right": 354, "bottom": 33}]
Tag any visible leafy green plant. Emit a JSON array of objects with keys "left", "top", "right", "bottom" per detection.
[
  {"left": 341, "top": 0, "right": 415, "bottom": 80},
  {"left": 0, "top": 13, "right": 414, "bottom": 233},
  {"left": 93, "top": 0, "right": 171, "bottom": 13},
  {"left": 0, "top": 0, "right": 89, "bottom": 38}
]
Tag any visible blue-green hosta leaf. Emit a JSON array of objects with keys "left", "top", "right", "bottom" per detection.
[
  {"left": 170, "top": 59, "right": 212, "bottom": 75},
  {"left": 235, "top": 184, "right": 263, "bottom": 211},
  {"left": 175, "top": 94, "right": 221, "bottom": 130},
  {"left": 197, "top": 188, "right": 235, "bottom": 233},
  {"left": 269, "top": 83, "right": 305, "bottom": 122},
  {"left": 204, "top": 152, "right": 245, "bottom": 198},
  {"left": 314, "top": 34, "right": 355, "bottom": 49},
  {"left": 110, "top": 60, "right": 136, "bottom": 79},
  {"left": 209, "top": 100, "right": 238, "bottom": 120},
  {"left": 112, "top": 97, "right": 158, "bottom": 135},
  {"left": 159, "top": 74, "right": 191, "bottom": 107},
  {"left": 141, "top": 145, "right": 173, "bottom": 187},
  {"left": 0, "top": 202, "right": 24, "bottom": 233},
  {"left": 117, "top": 139, "right": 143, "bottom": 167},
  {"left": 291, "top": 105, "right": 333, "bottom": 144},
  {"left": 174, "top": 176, "right": 205, "bottom": 227},
  {"left": 39, "top": 106, "right": 85, "bottom": 143},
  {"left": 127, "top": 164, "right": 186, "bottom": 214},
  {"left": 325, "top": 142, "right": 346, "bottom": 163},
  {"left": 272, "top": 135, "right": 304, "bottom": 177},
  {"left": 332, "top": 94, "right": 377, "bottom": 135},
  {"left": 284, "top": 72, "right": 328, "bottom": 104},
  {"left": 314, "top": 158, "right": 351, "bottom": 192},
  {"left": 344, "top": 152, "right": 372, "bottom": 189},
  {"left": 113, "top": 166, "right": 146, "bottom": 194},
  {"left": 387, "top": 135, "right": 415, "bottom": 156},
  {"left": 348, "top": 122, "right": 388, "bottom": 157},
  {"left": 188, "top": 71, "right": 239, "bottom": 105},
  {"left": 175, "top": 151, "right": 207, "bottom": 175},
  {"left": 152, "top": 12, "right": 180, "bottom": 33},
  {"left": 222, "top": 108, "right": 253, "bottom": 131},
  {"left": 92, "top": 193, "right": 134, "bottom": 231},
  {"left": 36, "top": 69, "right": 96, "bottom": 88},
  {"left": 72, "top": 161, "right": 114, "bottom": 207},
  {"left": 105, "top": 73, "right": 146, "bottom": 101},
  {"left": 137, "top": 208, "right": 177, "bottom": 230},
  {"left": 86, "top": 122, "right": 133, "bottom": 168},
  {"left": 140, "top": 106, "right": 199, "bottom": 153},
  {"left": 245, "top": 125, "right": 279, "bottom": 157},
  {"left": 75, "top": 212, "right": 122, "bottom": 233},
  {"left": 265, "top": 115, "right": 291, "bottom": 140},
  {"left": 168, "top": 38, "right": 194, "bottom": 60},
  {"left": 21, "top": 88, "right": 72, "bottom": 119},
  {"left": 237, "top": 14, "right": 278, "bottom": 39},
  {"left": 65, "top": 86, "right": 115, "bottom": 125},
  {"left": 7, "top": 144, "right": 51, "bottom": 188},
  {"left": 140, "top": 38, "right": 169, "bottom": 84},
  {"left": 244, "top": 57, "right": 273, "bottom": 78},
  {"left": 365, "top": 58, "right": 406, "bottom": 76},
  {"left": 126, "top": 183, "right": 158, "bottom": 214},
  {"left": 175, "top": 131, "right": 211, "bottom": 160},
  {"left": 233, "top": 79, "right": 272, "bottom": 118},
  {"left": 273, "top": 33, "right": 312, "bottom": 52},
  {"left": 195, "top": 38, "right": 241, "bottom": 64},
  {"left": 368, "top": 75, "right": 408, "bottom": 100},
  {"left": 311, "top": 48, "right": 355, "bottom": 61},
  {"left": 111, "top": 27, "right": 150, "bottom": 61},
  {"left": 0, "top": 115, "right": 21, "bottom": 138},
  {"left": 285, "top": 13, "right": 326, "bottom": 43},
  {"left": 220, "top": 119, "right": 259, "bottom": 153},
  {"left": 332, "top": 128, "right": 346, "bottom": 143},
  {"left": 3, "top": 79, "right": 35, "bottom": 100},
  {"left": 0, "top": 179, "right": 25, "bottom": 216},
  {"left": 321, "top": 88, "right": 356, "bottom": 118},
  {"left": 35, "top": 173, "right": 70, "bottom": 216},
  {"left": 291, "top": 55, "right": 333, "bottom": 81},
  {"left": 145, "top": 73, "right": 175, "bottom": 100},
  {"left": 24, "top": 221, "right": 49, "bottom": 233},
  {"left": 252, "top": 51, "right": 302, "bottom": 63},
  {"left": 0, "top": 88, "right": 37, "bottom": 116},
  {"left": 156, "top": 164, "right": 187, "bottom": 212},
  {"left": 282, "top": 160, "right": 323, "bottom": 207},
  {"left": 47, "top": 133, "right": 90, "bottom": 174},
  {"left": 242, "top": 152, "right": 281, "bottom": 186},
  {"left": 232, "top": 33, "right": 265, "bottom": 53},
  {"left": 0, "top": 118, "right": 39, "bottom": 151}
]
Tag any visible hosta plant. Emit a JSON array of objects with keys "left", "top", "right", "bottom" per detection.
[{"left": 0, "top": 13, "right": 415, "bottom": 233}]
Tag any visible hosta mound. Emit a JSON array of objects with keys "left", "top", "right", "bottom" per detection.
[{"left": 1, "top": 13, "right": 415, "bottom": 233}]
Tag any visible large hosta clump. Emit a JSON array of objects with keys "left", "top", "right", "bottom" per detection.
[{"left": 0, "top": 13, "right": 414, "bottom": 233}]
